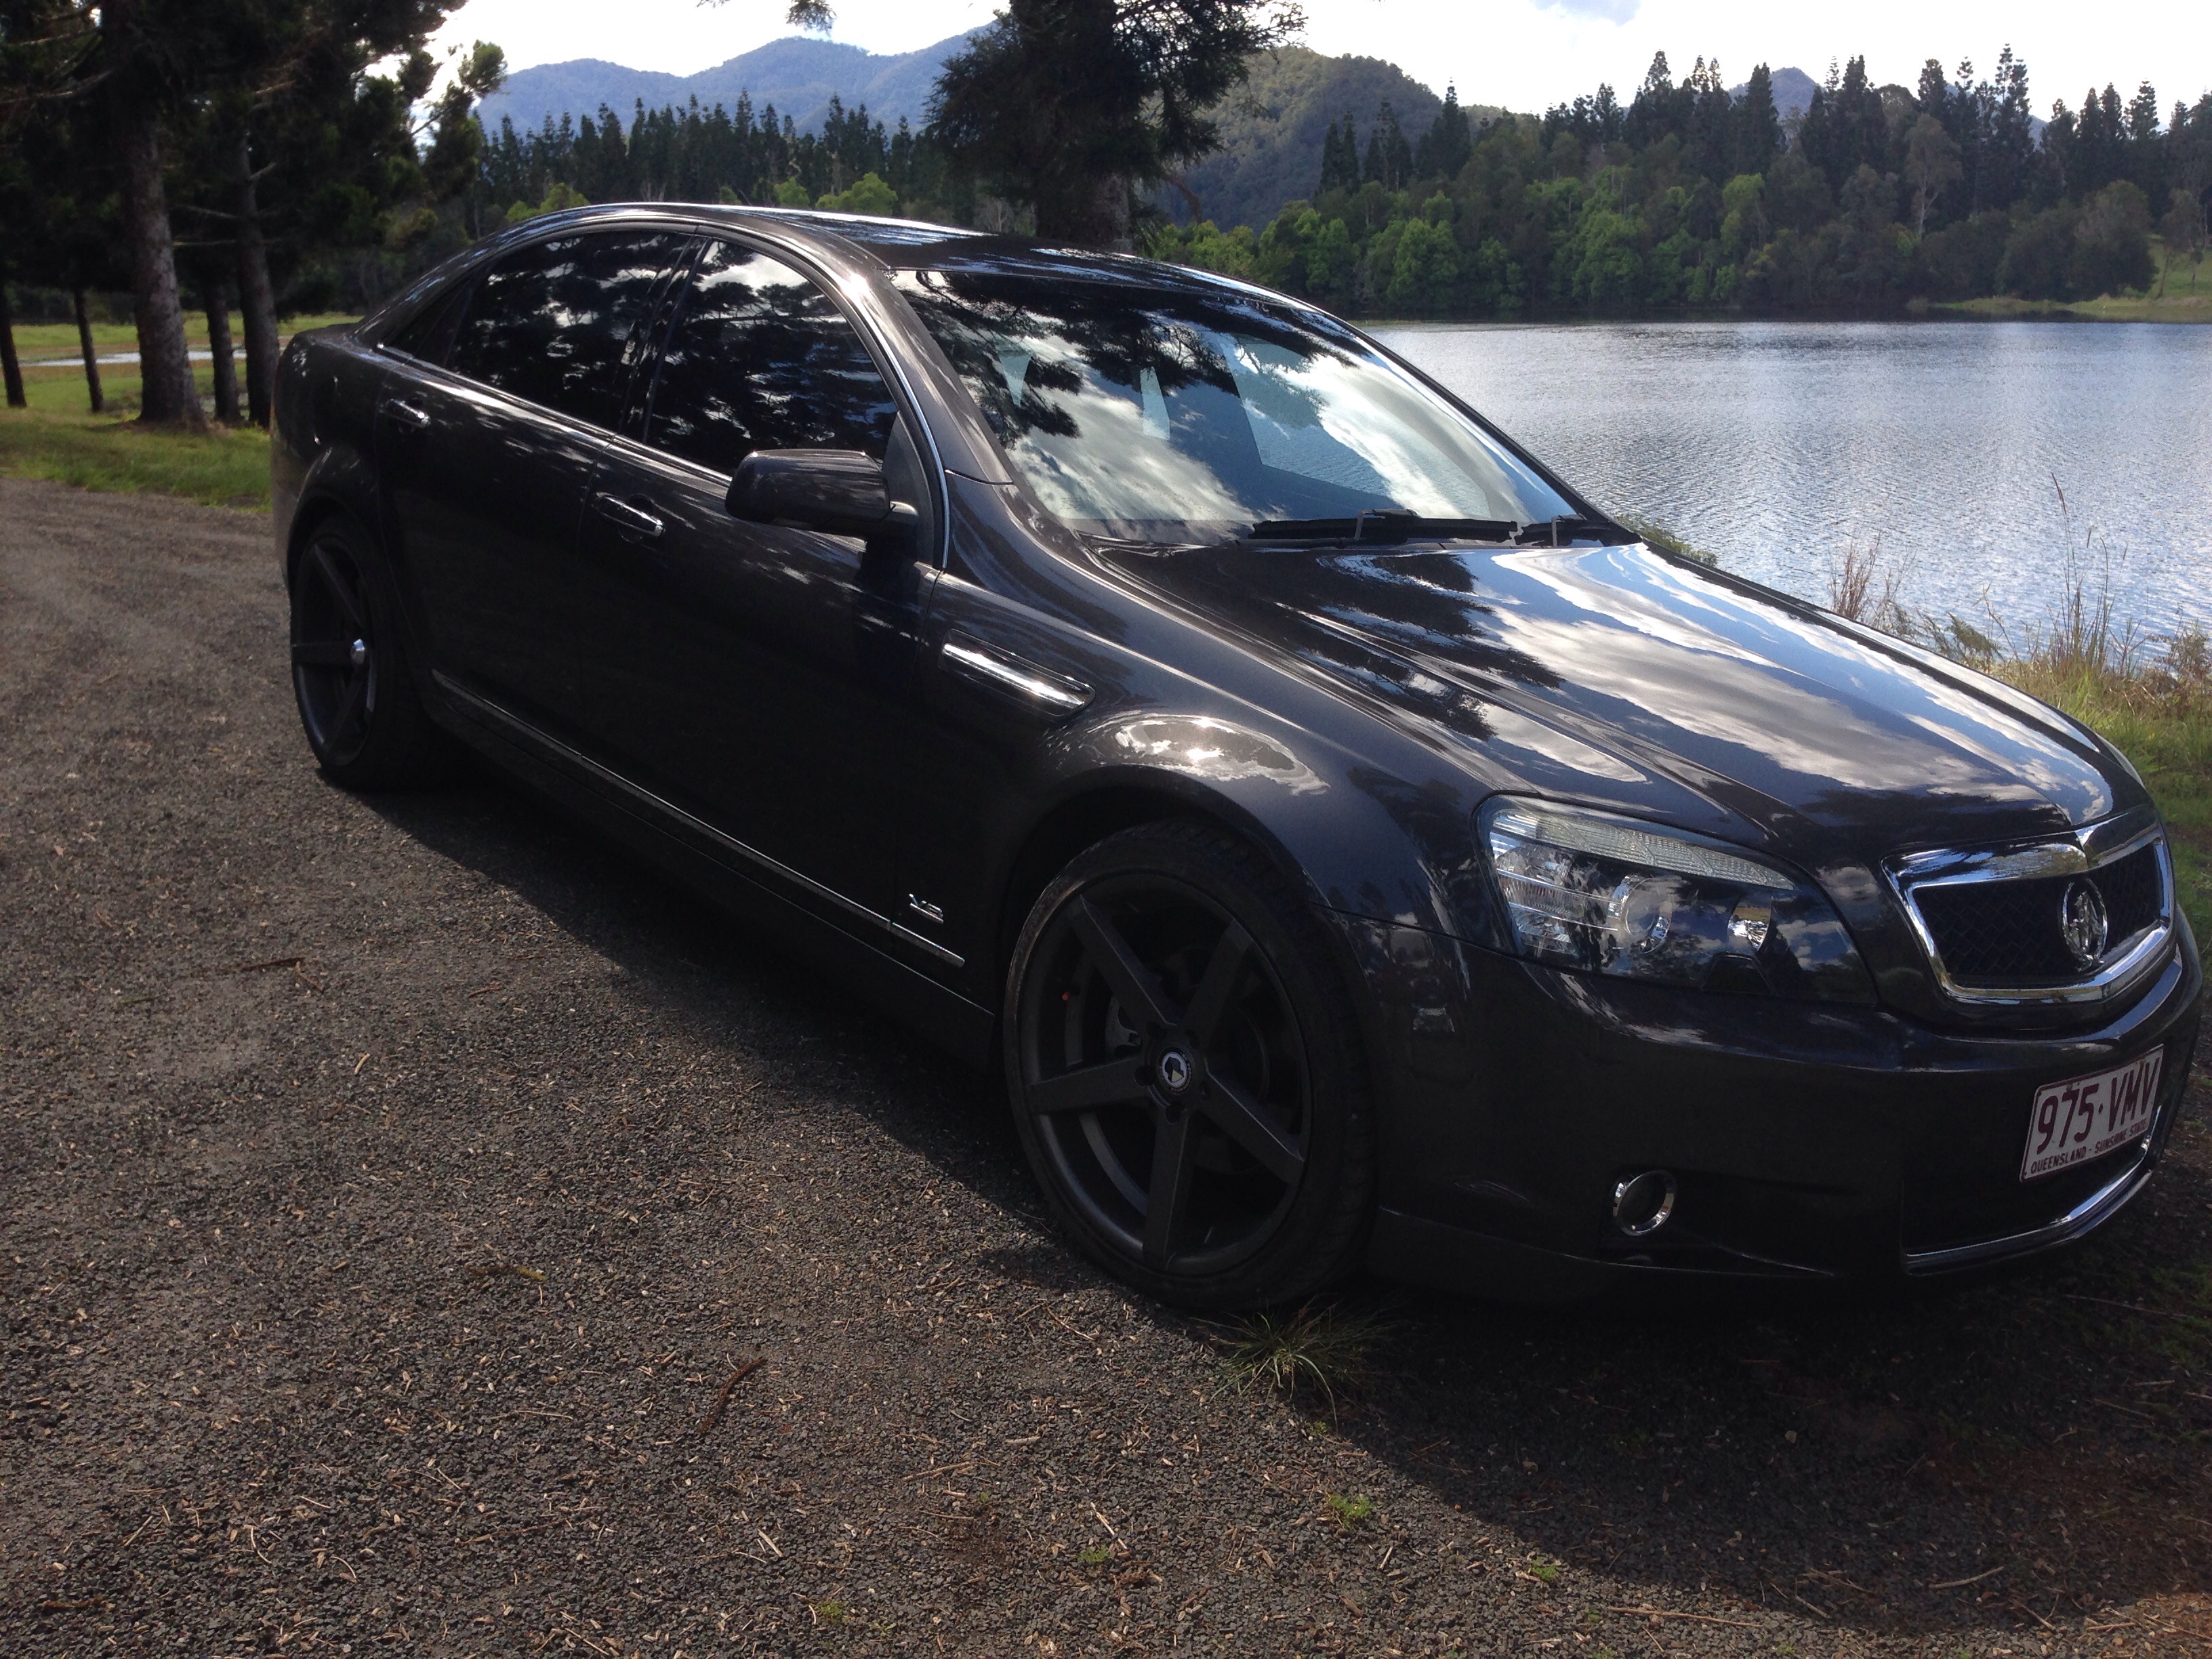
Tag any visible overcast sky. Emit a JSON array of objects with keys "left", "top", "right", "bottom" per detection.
[{"left": 429, "top": 0, "right": 2211, "bottom": 120}]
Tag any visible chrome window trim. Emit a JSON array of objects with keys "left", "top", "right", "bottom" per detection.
[{"left": 1883, "top": 807, "right": 2173, "bottom": 1006}]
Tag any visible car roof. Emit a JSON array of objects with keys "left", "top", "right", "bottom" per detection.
[{"left": 523, "top": 203, "right": 1279, "bottom": 301}]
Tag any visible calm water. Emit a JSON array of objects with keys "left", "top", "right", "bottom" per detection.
[{"left": 1373, "top": 321, "right": 2212, "bottom": 640}]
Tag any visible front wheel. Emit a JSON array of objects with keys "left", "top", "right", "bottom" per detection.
[{"left": 1004, "top": 821, "right": 1376, "bottom": 1310}]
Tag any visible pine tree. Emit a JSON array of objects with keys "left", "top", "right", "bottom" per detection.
[
  {"left": 928, "top": 0, "right": 1298, "bottom": 247},
  {"left": 1732, "top": 64, "right": 1782, "bottom": 178}
]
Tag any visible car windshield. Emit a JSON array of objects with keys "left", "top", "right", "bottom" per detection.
[{"left": 893, "top": 268, "right": 1576, "bottom": 546}]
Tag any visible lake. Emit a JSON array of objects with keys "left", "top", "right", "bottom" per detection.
[{"left": 1374, "top": 321, "right": 2212, "bottom": 644}]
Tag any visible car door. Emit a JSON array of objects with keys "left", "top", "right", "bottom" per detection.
[
  {"left": 569, "top": 237, "right": 943, "bottom": 946},
  {"left": 377, "top": 227, "right": 691, "bottom": 727}
]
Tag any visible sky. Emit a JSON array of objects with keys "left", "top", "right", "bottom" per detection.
[{"left": 428, "top": 0, "right": 2211, "bottom": 119}]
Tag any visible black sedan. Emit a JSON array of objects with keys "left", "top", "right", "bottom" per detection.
[{"left": 273, "top": 206, "right": 2203, "bottom": 1309}]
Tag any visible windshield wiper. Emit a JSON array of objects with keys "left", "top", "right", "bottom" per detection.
[
  {"left": 1244, "top": 510, "right": 1519, "bottom": 547},
  {"left": 1513, "top": 514, "right": 1624, "bottom": 546}
]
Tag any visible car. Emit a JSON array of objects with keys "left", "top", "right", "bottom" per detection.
[{"left": 272, "top": 205, "right": 2203, "bottom": 1311}]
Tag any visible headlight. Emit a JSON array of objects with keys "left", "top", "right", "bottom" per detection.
[{"left": 1480, "top": 798, "right": 1875, "bottom": 1004}]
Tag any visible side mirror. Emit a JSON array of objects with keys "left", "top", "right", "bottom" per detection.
[{"left": 728, "top": 448, "right": 918, "bottom": 543}]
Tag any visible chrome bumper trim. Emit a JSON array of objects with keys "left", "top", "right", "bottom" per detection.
[{"left": 1902, "top": 1150, "right": 2154, "bottom": 1274}]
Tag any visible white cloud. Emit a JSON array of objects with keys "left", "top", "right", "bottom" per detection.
[{"left": 1537, "top": 0, "right": 1641, "bottom": 24}]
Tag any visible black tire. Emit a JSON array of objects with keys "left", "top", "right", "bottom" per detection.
[
  {"left": 1004, "top": 820, "right": 1376, "bottom": 1310},
  {"left": 288, "top": 516, "right": 457, "bottom": 790}
]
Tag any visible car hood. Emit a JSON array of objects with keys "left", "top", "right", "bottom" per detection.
[{"left": 1106, "top": 540, "right": 2136, "bottom": 866}]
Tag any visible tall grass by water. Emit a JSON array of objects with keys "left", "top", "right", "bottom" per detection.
[{"left": 1822, "top": 485, "right": 2211, "bottom": 948}]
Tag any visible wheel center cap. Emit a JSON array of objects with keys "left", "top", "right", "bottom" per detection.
[
  {"left": 349, "top": 638, "right": 369, "bottom": 669},
  {"left": 1157, "top": 1048, "right": 1194, "bottom": 1095}
]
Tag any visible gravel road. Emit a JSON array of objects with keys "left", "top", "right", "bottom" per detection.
[{"left": 3, "top": 476, "right": 2207, "bottom": 1658}]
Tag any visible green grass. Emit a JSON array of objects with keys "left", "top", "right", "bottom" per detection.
[
  {"left": 1, "top": 346, "right": 293, "bottom": 508},
  {"left": 8, "top": 310, "right": 356, "bottom": 362},
  {"left": 1929, "top": 237, "right": 2211, "bottom": 323},
  {"left": 1323, "top": 1492, "right": 1374, "bottom": 1527},
  {"left": 1216, "top": 1300, "right": 1385, "bottom": 1411}
]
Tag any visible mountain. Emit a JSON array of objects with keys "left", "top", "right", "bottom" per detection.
[
  {"left": 1729, "top": 65, "right": 1818, "bottom": 124},
  {"left": 1168, "top": 48, "right": 1504, "bottom": 232},
  {"left": 478, "top": 33, "right": 977, "bottom": 138}
]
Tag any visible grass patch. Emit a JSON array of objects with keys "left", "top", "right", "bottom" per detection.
[
  {"left": 1, "top": 402, "right": 271, "bottom": 508},
  {"left": 1323, "top": 1492, "right": 1374, "bottom": 1526},
  {"left": 2, "top": 357, "right": 274, "bottom": 508},
  {"left": 1217, "top": 1300, "right": 1385, "bottom": 1411},
  {"left": 8, "top": 311, "right": 356, "bottom": 362},
  {"left": 1, "top": 315, "right": 356, "bottom": 510},
  {"left": 1927, "top": 238, "right": 2211, "bottom": 323}
]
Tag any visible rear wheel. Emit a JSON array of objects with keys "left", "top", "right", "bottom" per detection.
[
  {"left": 1004, "top": 821, "right": 1375, "bottom": 1309},
  {"left": 289, "top": 517, "right": 456, "bottom": 789}
]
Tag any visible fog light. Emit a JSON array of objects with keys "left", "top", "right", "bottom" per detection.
[{"left": 1612, "top": 1170, "right": 1677, "bottom": 1237}]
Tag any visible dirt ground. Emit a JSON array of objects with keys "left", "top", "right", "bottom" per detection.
[{"left": 3, "top": 476, "right": 2208, "bottom": 1659}]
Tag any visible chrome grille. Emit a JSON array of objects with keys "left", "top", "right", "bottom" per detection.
[
  {"left": 1913, "top": 842, "right": 2163, "bottom": 983},
  {"left": 1888, "top": 815, "right": 2173, "bottom": 1006}
]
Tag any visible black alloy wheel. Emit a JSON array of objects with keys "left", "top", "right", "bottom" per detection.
[
  {"left": 1006, "top": 822, "right": 1374, "bottom": 1309},
  {"left": 287, "top": 518, "right": 456, "bottom": 789},
  {"left": 291, "top": 534, "right": 380, "bottom": 767}
]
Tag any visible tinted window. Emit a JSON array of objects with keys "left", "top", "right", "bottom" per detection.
[
  {"left": 893, "top": 269, "right": 1574, "bottom": 544},
  {"left": 388, "top": 279, "right": 471, "bottom": 364},
  {"left": 644, "top": 241, "right": 898, "bottom": 475},
  {"left": 450, "top": 230, "right": 687, "bottom": 428}
]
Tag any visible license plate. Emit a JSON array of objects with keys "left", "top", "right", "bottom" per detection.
[{"left": 2021, "top": 1050, "right": 2164, "bottom": 1181}]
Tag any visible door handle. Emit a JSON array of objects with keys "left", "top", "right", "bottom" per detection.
[
  {"left": 385, "top": 398, "right": 431, "bottom": 428},
  {"left": 594, "top": 493, "right": 664, "bottom": 539}
]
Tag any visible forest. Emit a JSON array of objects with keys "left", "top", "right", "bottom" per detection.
[
  {"left": 464, "top": 45, "right": 2212, "bottom": 319},
  {"left": 4, "top": 0, "right": 2210, "bottom": 441},
  {"left": 1151, "top": 53, "right": 2212, "bottom": 316}
]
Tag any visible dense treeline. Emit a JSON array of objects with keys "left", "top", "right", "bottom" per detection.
[
  {"left": 1151, "top": 50, "right": 2212, "bottom": 316},
  {"left": 476, "top": 94, "right": 972, "bottom": 229}
]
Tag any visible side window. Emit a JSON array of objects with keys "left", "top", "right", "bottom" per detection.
[
  {"left": 449, "top": 230, "right": 687, "bottom": 428},
  {"left": 388, "top": 278, "right": 472, "bottom": 365},
  {"left": 644, "top": 241, "right": 899, "bottom": 476}
]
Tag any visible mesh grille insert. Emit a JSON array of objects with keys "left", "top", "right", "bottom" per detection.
[{"left": 1912, "top": 842, "right": 2165, "bottom": 987}]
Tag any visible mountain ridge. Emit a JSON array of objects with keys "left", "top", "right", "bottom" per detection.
[{"left": 478, "top": 33, "right": 978, "bottom": 138}]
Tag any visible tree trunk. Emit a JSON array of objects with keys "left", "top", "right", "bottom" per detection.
[
  {"left": 108, "top": 70, "right": 203, "bottom": 428},
  {"left": 73, "top": 289, "right": 106, "bottom": 414},
  {"left": 204, "top": 279, "right": 240, "bottom": 423},
  {"left": 0, "top": 281, "right": 24, "bottom": 409},
  {"left": 1091, "top": 172, "right": 1133, "bottom": 253},
  {"left": 234, "top": 133, "right": 280, "bottom": 429}
]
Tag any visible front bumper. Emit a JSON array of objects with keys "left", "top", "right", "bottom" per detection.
[{"left": 1332, "top": 912, "right": 2203, "bottom": 1299}]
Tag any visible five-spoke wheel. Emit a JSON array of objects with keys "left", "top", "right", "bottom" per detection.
[{"left": 1006, "top": 823, "right": 1373, "bottom": 1309}]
